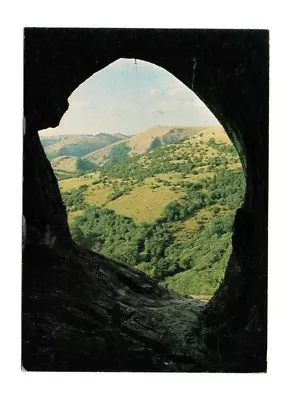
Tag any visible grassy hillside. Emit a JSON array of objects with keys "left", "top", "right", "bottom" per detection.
[
  {"left": 128, "top": 125, "right": 207, "bottom": 154},
  {"left": 42, "top": 125, "right": 225, "bottom": 180},
  {"left": 57, "top": 124, "right": 245, "bottom": 296},
  {"left": 107, "top": 185, "right": 184, "bottom": 223},
  {"left": 83, "top": 124, "right": 223, "bottom": 166},
  {"left": 82, "top": 140, "right": 130, "bottom": 165},
  {"left": 51, "top": 156, "right": 96, "bottom": 177},
  {"left": 41, "top": 132, "right": 125, "bottom": 160}
]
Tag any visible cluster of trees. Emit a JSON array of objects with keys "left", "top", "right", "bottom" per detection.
[
  {"left": 159, "top": 214, "right": 234, "bottom": 291},
  {"left": 70, "top": 206, "right": 175, "bottom": 271},
  {"left": 203, "top": 169, "right": 245, "bottom": 208},
  {"left": 106, "top": 188, "right": 131, "bottom": 202},
  {"left": 62, "top": 185, "right": 88, "bottom": 211},
  {"left": 99, "top": 142, "right": 203, "bottom": 182},
  {"left": 158, "top": 192, "right": 206, "bottom": 223},
  {"left": 104, "top": 143, "right": 130, "bottom": 166},
  {"left": 68, "top": 200, "right": 236, "bottom": 291},
  {"left": 98, "top": 138, "right": 241, "bottom": 185},
  {"left": 157, "top": 168, "right": 244, "bottom": 224},
  {"left": 207, "top": 137, "right": 235, "bottom": 154}
]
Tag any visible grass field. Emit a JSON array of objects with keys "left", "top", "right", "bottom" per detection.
[
  {"left": 106, "top": 185, "right": 184, "bottom": 223},
  {"left": 59, "top": 172, "right": 100, "bottom": 192},
  {"left": 84, "top": 185, "right": 113, "bottom": 206},
  {"left": 51, "top": 156, "right": 78, "bottom": 173}
]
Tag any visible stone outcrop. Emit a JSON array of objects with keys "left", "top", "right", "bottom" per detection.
[{"left": 23, "top": 28, "right": 268, "bottom": 372}]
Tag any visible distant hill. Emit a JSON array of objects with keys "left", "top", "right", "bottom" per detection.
[
  {"left": 128, "top": 125, "right": 208, "bottom": 154},
  {"left": 82, "top": 139, "right": 130, "bottom": 165},
  {"left": 83, "top": 124, "right": 226, "bottom": 166},
  {"left": 109, "top": 133, "right": 128, "bottom": 140},
  {"left": 40, "top": 125, "right": 230, "bottom": 182},
  {"left": 41, "top": 132, "right": 125, "bottom": 160}
]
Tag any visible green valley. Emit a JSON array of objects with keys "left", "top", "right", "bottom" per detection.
[{"left": 41, "top": 124, "right": 245, "bottom": 296}]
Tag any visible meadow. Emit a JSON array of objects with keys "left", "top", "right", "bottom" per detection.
[{"left": 50, "top": 125, "right": 245, "bottom": 296}]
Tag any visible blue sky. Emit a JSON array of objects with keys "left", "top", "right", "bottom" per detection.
[{"left": 39, "top": 58, "right": 219, "bottom": 136}]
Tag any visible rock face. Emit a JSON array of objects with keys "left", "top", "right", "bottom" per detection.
[{"left": 23, "top": 29, "right": 268, "bottom": 372}]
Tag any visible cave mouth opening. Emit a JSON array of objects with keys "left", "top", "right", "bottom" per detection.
[{"left": 38, "top": 57, "right": 246, "bottom": 300}]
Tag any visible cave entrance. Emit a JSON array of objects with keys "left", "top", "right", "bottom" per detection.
[{"left": 38, "top": 58, "right": 246, "bottom": 299}]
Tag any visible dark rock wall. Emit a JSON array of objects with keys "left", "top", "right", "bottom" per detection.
[
  {"left": 23, "top": 126, "right": 72, "bottom": 248},
  {"left": 23, "top": 29, "right": 268, "bottom": 371}
]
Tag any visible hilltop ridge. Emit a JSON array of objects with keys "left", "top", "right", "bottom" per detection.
[
  {"left": 41, "top": 132, "right": 125, "bottom": 160},
  {"left": 40, "top": 124, "right": 227, "bottom": 178},
  {"left": 83, "top": 124, "right": 226, "bottom": 166}
]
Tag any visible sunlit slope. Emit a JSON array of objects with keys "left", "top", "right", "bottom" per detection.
[
  {"left": 82, "top": 138, "right": 130, "bottom": 165},
  {"left": 127, "top": 125, "right": 206, "bottom": 154},
  {"left": 60, "top": 125, "right": 241, "bottom": 224},
  {"left": 51, "top": 156, "right": 96, "bottom": 177},
  {"left": 83, "top": 124, "right": 226, "bottom": 165}
]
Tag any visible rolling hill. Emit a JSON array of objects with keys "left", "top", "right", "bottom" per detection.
[
  {"left": 57, "top": 124, "right": 245, "bottom": 297},
  {"left": 83, "top": 124, "right": 226, "bottom": 166},
  {"left": 82, "top": 138, "right": 130, "bottom": 165},
  {"left": 127, "top": 125, "right": 207, "bottom": 154},
  {"left": 50, "top": 156, "right": 96, "bottom": 178},
  {"left": 40, "top": 132, "right": 127, "bottom": 160},
  {"left": 40, "top": 125, "right": 228, "bottom": 177}
]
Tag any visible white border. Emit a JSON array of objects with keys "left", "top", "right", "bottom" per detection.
[{"left": 1, "top": 1, "right": 305, "bottom": 399}]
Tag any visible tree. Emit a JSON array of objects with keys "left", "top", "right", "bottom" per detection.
[{"left": 70, "top": 224, "right": 86, "bottom": 247}]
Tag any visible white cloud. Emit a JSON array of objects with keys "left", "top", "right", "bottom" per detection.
[
  {"left": 148, "top": 88, "right": 157, "bottom": 97},
  {"left": 167, "top": 85, "right": 187, "bottom": 97}
]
